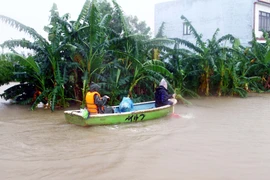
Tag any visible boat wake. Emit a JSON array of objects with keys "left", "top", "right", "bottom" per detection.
[{"left": 180, "top": 113, "right": 195, "bottom": 119}]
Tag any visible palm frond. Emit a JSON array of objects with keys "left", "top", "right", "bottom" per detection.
[
  {"left": 100, "top": 14, "right": 112, "bottom": 28},
  {"left": 88, "top": 1, "right": 101, "bottom": 44},
  {"left": 0, "top": 15, "right": 48, "bottom": 45},
  {"left": 74, "top": 0, "right": 91, "bottom": 29},
  {"left": 112, "top": 0, "right": 131, "bottom": 37},
  {"left": 1, "top": 39, "right": 46, "bottom": 54},
  {"left": 155, "top": 22, "right": 166, "bottom": 38},
  {"left": 146, "top": 37, "right": 175, "bottom": 47},
  {"left": 181, "top": 15, "right": 205, "bottom": 49},
  {"left": 171, "top": 38, "right": 203, "bottom": 54},
  {"left": 217, "top": 34, "right": 235, "bottom": 44}
]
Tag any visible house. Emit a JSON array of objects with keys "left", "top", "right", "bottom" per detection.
[{"left": 154, "top": 0, "right": 270, "bottom": 46}]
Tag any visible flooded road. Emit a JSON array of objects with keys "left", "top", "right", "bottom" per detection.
[{"left": 1, "top": 83, "right": 270, "bottom": 180}]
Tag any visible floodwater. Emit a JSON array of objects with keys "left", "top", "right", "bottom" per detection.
[{"left": 0, "top": 83, "right": 270, "bottom": 180}]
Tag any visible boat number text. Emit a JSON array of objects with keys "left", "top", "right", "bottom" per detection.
[{"left": 125, "top": 114, "right": 145, "bottom": 122}]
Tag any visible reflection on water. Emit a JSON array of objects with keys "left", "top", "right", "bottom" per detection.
[{"left": 1, "top": 83, "right": 270, "bottom": 180}]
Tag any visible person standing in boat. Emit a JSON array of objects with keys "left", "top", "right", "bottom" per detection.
[
  {"left": 85, "top": 83, "right": 112, "bottom": 114},
  {"left": 155, "top": 78, "right": 175, "bottom": 107}
]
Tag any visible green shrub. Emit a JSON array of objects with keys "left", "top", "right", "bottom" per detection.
[{"left": 0, "top": 60, "right": 14, "bottom": 86}]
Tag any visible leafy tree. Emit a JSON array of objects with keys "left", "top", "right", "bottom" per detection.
[{"left": 125, "top": 15, "right": 151, "bottom": 38}]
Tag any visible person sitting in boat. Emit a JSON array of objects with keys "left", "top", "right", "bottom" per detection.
[
  {"left": 155, "top": 78, "right": 175, "bottom": 107},
  {"left": 85, "top": 83, "right": 112, "bottom": 114}
]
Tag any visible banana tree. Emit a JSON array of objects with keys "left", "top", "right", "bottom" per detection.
[
  {"left": 0, "top": 8, "right": 73, "bottom": 110},
  {"left": 244, "top": 32, "right": 270, "bottom": 90},
  {"left": 64, "top": 0, "right": 113, "bottom": 107},
  {"left": 114, "top": 49, "right": 173, "bottom": 97},
  {"left": 177, "top": 15, "right": 238, "bottom": 96}
]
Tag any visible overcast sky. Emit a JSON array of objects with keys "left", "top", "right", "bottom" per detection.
[{"left": 0, "top": 0, "right": 169, "bottom": 44}]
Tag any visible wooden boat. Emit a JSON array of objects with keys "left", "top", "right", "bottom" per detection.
[{"left": 64, "top": 99, "right": 177, "bottom": 126}]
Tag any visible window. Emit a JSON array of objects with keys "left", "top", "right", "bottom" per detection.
[
  {"left": 259, "top": 11, "right": 270, "bottom": 32},
  {"left": 183, "top": 23, "right": 191, "bottom": 35}
]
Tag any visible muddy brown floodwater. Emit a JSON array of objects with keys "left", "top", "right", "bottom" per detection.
[{"left": 1, "top": 83, "right": 270, "bottom": 180}]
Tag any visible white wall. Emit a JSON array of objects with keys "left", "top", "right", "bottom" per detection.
[{"left": 155, "top": 0, "right": 256, "bottom": 46}]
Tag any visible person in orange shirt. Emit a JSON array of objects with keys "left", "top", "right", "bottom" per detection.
[{"left": 85, "top": 83, "right": 111, "bottom": 114}]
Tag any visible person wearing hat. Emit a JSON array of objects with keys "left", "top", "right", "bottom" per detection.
[
  {"left": 154, "top": 78, "right": 175, "bottom": 107},
  {"left": 85, "top": 83, "right": 111, "bottom": 114}
]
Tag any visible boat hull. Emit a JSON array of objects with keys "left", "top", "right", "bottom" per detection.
[{"left": 64, "top": 100, "right": 176, "bottom": 126}]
